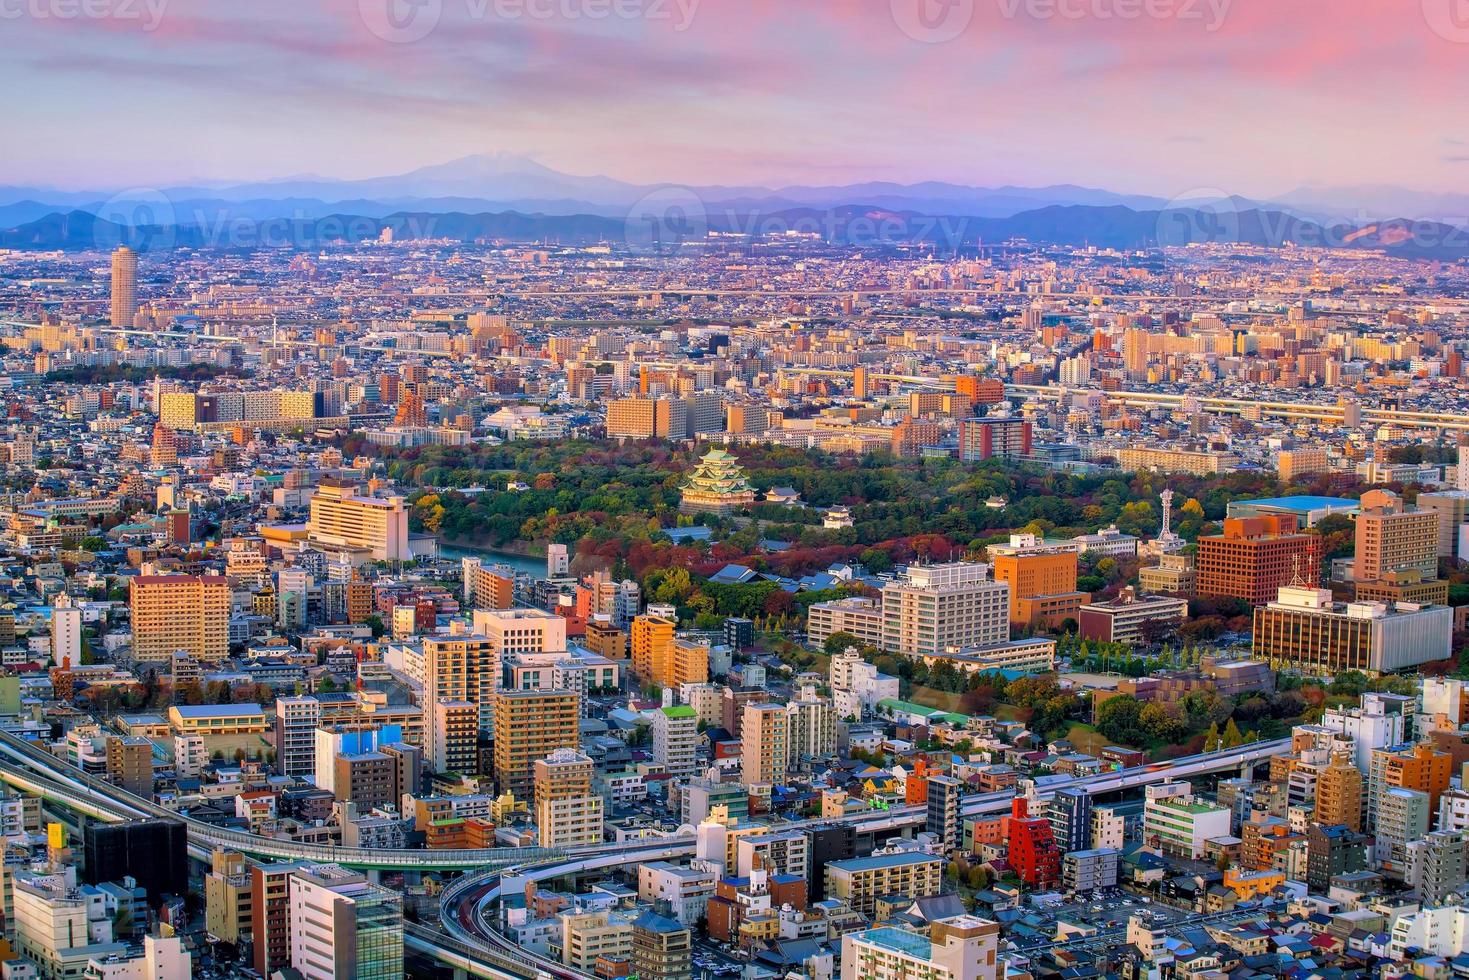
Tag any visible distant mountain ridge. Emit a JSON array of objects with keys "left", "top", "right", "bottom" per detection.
[{"left": 6, "top": 201, "right": 1467, "bottom": 261}]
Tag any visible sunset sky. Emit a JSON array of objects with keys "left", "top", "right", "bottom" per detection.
[{"left": 5, "top": 0, "right": 1468, "bottom": 197}]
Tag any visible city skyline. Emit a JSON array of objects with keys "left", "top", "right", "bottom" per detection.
[{"left": 2, "top": 0, "right": 1468, "bottom": 198}]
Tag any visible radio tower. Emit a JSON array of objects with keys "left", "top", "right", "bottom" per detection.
[{"left": 1159, "top": 488, "right": 1175, "bottom": 538}]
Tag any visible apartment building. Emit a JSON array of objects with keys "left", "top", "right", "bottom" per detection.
[
  {"left": 492, "top": 689, "right": 580, "bottom": 800},
  {"left": 879, "top": 563, "right": 1010, "bottom": 657},
  {"left": 824, "top": 852, "right": 943, "bottom": 917},
  {"left": 129, "top": 574, "right": 231, "bottom": 663}
]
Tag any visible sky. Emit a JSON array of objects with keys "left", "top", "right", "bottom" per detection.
[{"left": 3, "top": 0, "right": 1468, "bottom": 198}]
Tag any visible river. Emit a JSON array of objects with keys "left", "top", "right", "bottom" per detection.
[{"left": 437, "top": 542, "right": 549, "bottom": 578}]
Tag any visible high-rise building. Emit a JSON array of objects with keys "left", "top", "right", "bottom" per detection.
[
  {"left": 1376, "top": 787, "right": 1431, "bottom": 874},
  {"left": 1196, "top": 516, "right": 1321, "bottom": 606},
  {"left": 288, "top": 864, "right": 403, "bottom": 980},
  {"left": 630, "top": 909, "right": 693, "bottom": 980},
  {"left": 957, "top": 416, "right": 1032, "bottom": 461},
  {"left": 150, "top": 422, "right": 178, "bottom": 467},
  {"left": 1305, "top": 823, "right": 1369, "bottom": 892},
  {"left": 1417, "top": 490, "right": 1469, "bottom": 560},
  {"left": 422, "top": 635, "right": 498, "bottom": 775},
  {"left": 50, "top": 603, "right": 81, "bottom": 666},
  {"left": 926, "top": 775, "right": 962, "bottom": 852},
  {"left": 205, "top": 849, "right": 254, "bottom": 947},
  {"left": 1405, "top": 829, "right": 1469, "bottom": 905},
  {"left": 1008, "top": 798, "right": 1062, "bottom": 888},
  {"left": 129, "top": 575, "right": 231, "bottom": 663},
  {"left": 840, "top": 916, "right": 1000, "bottom": 980},
  {"left": 785, "top": 688, "right": 838, "bottom": 765},
  {"left": 105, "top": 735, "right": 153, "bottom": 798},
  {"left": 492, "top": 689, "right": 580, "bottom": 800},
  {"left": 742, "top": 703, "right": 789, "bottom": 787},
  {"left": 461, "top": 558, "right": 516, "bottom": 610},
  {"left": 275, "top": 696, "right": 323, "bottom": 778},
  {"left": 1316, "top": 752, "right": 1363, "bottom": 832},
  {"left": 305, "top": 479, "right": 409, "bottom": 562},
  {"left": 1048, "top": 787, "right": 1093, "bottom": 853},
  {"left": 534, "top": 749, "right": 603, "bottom": 847},
  {"left": 1277, "top": 447, "right": 1330, "bottom": 483},
  {"left": 252, "top": 861, "right": 305, "bottom": 977},
  {"left": 110, "top": 245, "right": 137, "bottom": 327},
  {"left": 879, "top": 563, "right": 1010, "bottom": 657},
  {"left": 83, "top": 820, "right": 188, "bottom": 902},
  {"left": 630, "top": 615, "right": 708, "bottom": 689},
  {"left": 1354, "top": 489, "right": 1440, "bottom": 582},
  {"left": 652, "top": 705, "right": 699, "bottom": 778}
]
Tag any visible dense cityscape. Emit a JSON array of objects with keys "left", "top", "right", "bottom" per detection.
[{"left": 5, "top": 3, "right": 1469, "bottom": 980}]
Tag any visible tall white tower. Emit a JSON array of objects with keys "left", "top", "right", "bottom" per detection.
[{"left": 1159, "top": 488, "right": 1175, "bottom": 538}]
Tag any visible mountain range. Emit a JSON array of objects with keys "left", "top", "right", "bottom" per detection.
[{"left": 3, "top": 153, "right": 1468, "bottom": 259}]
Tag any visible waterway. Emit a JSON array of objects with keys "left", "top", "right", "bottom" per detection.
[{"left": 437, "top": 541, "right": 548, "bottom": 578}]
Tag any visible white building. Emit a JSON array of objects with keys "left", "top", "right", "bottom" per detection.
[
  {"left": 652, "top": 706, "right": 699, "bottom": 778},
  {"left": 50, "top": 604, "right": 82, "bottom": 666},
  {"left": 840, "top": 916, "right": 999, "bottom": 980},
  {"left": 1390, "top": 904, "right": 1469, "bottom": 959},
  {"left": 880, "top": 563, "right": 1010, "bottom": 657},
  {"left": 84, "top": 932, "right": 192, "bottom": 980},
  {"left": 288, "top": 864, "right": 403, "bottom": 980},
  {"left": 275, "top": 695, "right": 322, "bottom": 778},
  {"left": 1142, "top": 781, "right": 1231, "bottom": 860},
  {"left": 636, "top": 861, "right": 716, "bottom": 927}
]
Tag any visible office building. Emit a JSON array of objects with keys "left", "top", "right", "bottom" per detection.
[
  {"left": 1078, "top": 589, "right": 1189, "bottom": 646},
  {"left": 306, "top": 479, "right": 409, "bottom": 562},
  {"left": 1196, "top": 516, "right": 1321, "bottom": 605},
  {"left": 1354, "top": 489, "right": 1440, "bottom": 581},
  {"left": 1252, "top": 586, "right": 1452, "bottom": 674},
  {"left": 988, "top": 535, "right": 1087, "bottom": 629},
  {"left": 840, "top": 917, "right": 1000, "bottom": 980},
  {"left": 742, "top": 703, "right": 789, "bottom": 787},
  {"left": 288, "top": 864, "right": 403, "bottom": 980},
  {"left": 607, "top": 395, "right": 688, "bottom": 440},
  {"left": 110, "top": 245, "right": 137, "bottom": 327},
  {"left": 492, "top": 689, "right": 580, "bottom": 800},
  {"left": 13, "top": 871, "right": 125, "bottom": 980},
  {"left": 129, "top": 575, "right": 231, "bottom": 663},
  {"left": 83, "top": 820, "right": 188, "bottom": 902},
  {"left": 534, "top": 749, "right": 603, "bottom": 848},
  {"left": 879, "top": 563, "right": 1010, "bottom": 657}
]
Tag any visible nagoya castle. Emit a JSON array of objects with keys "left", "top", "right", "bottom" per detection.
[{"left": 680, "top": 448, "right": 757, "bottom": 515}]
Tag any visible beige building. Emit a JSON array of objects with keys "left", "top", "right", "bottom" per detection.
[
  {"left": 1354, "top": 489, "right": 1439, "bottom": 582},
  {"left": 825, "top": 852, "right": 944, "bottom": 917},
  {"left": 493, "top": 689, "right": 580, "bottom": 800},
  {"left": 1116, "top": 446, "right": 1238, "bottom": 476},
  {"left": 880, "top": 563, "right": 1010, "bottom": 657},
  {"left": 742, "top": 703, "right": 789, "bottom": 787},
  {"left": 534, "top": 749, "right": 603, "bottom": 848},
  {"left": 129, "top": 574, "right": 231, "bottom": 663},
  {"left": 422, "top": 634, "right": 497, "bottom": 775},
  {"left": 205, "top": 849, "right": 255, "bottom": 945},
  {"left": 1278, "top": 447, "right": 1330, "bottom": 483},
  {"left": 840, "top": 916, "right": 1000, "bottom": 980},
  {"left": 306, "top": 479, "right": 409, "bottom": 562},
  {"left": 111, "top": 245, "right": 137, "bottom": 327},
  {"left": 557, "top": 909, "right": 632, "bottom": 971}
]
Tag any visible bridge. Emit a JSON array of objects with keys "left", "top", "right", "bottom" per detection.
[{"left": 0, "top": 725, "right": 1288, "bottom": 978}]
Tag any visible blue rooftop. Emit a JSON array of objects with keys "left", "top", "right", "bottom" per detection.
[
  {"left": 860, "top": 927, "right": 932, "bottom": 960},
  {"left": 1229, "top": 496, "right": 1359, "bottom": 510}
]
